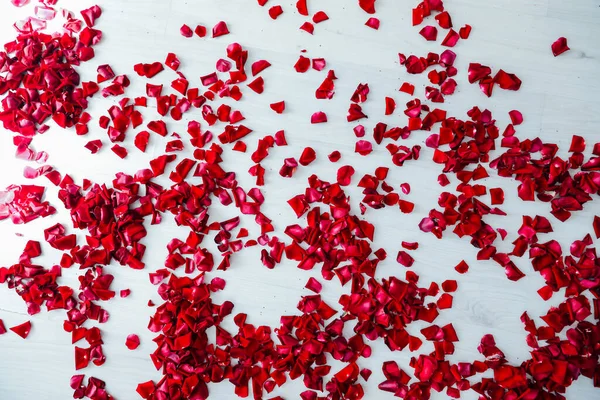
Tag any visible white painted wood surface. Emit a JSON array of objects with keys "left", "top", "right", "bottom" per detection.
[{"left": 0, "top": 0, "right": 599, "bottom": 399}]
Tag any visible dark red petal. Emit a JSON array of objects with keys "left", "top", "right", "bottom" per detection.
[
  {"left": 355, "top": 140, "right": 373, "bottom": 156},
  {"left": 459, "top": 24, "right": 472, "bottom": 39},
  {"left": 126, "top": 334, "right": 140, "bottom": 350},
  {"left": 195, "top": 25, "right": 207, "bottom": 37},
  {"left": 359, "top": 0, "right": 376, "bottom": 14},
  {"left": 111, "top": 144, "right": 128, "bottom": 159},
  {"left": 455, "top": 260, "right": 469, "bottom": 274},
  {"left": 311, "top": 111, "right": 327, "bottom": 124},
  {"left": 385, "top": 97, "right": 396, "bottom": 115},
  {"left": 551, "top": 37, "right": 570, "bottom": 56},
  {"left": 494, "top": 69, "right": 522, "bottom": 90},
  {"left": 268, "top": 5, "right": 284, "bottom": 19},
  {"left": 490, "top": 188, "right": 504, "bottom": 205},
  {"left": 312, "top": 11, "right": 329, "bottom": 23},
  {"left": 84, "top": 140, "right": 103, "bottom": 154},
  {"left": 328, "top": 151, "right": 341, "bottom": 162},
  {"left": 248, "top": 76, "right": 265, "bottom": 93},
  {"left": 337, "top": 165, "right": 355, "bottom": 186},
  {"left": 212, "top": 21, "right": 230, "bottom": 37},
  {"left": 305, "top": 277, "right": 322, "bottom": 293},
  {"left": 396, "top": 251, "right": 415, "bottom": 267},
  {"left": 441, "top": 29, "right": 459, "bottom": 47},
  {"left": 300, "top": 21, "right": 314, "bottom": 34},
  {"left": 365, "top": 18, "right": 380, "bottom": 30},
  {"left": 296, "top": 0, "right": 308, "bottom": 15},
  {"left": 508, "top": 110, "right": 523, "bottom": 125},
  {"left": 399, "top": 82, "right": 415, "bottom": 95},
  {"left": 252, "top": 60, "right": 272, "bottom": 75},
  {"left": 270, "top": 101, "right": 285, "bottom": 114},
  {"left": 442, "top": 280, "right": 458, "bottom": 292},
  {"left": 180, "top": 24, "right": 193, "bottom": 37},
  {"left": 569, "top": 135, "right": 586, "bottom": 152},
  {"left": 294, "top": 55, "right": 311, "bottom": 72},
  {"left": 10, "top": 321, "right": 31, "bottom": 339},
  {"left": 419, "top": 25, "right": 438, "bottom": 41},
  {"left": 435, "top": 11, "right": 453, "bottom": 29},
  {"left": 299, "top": 147, "right": 317, "bottom": 166}
]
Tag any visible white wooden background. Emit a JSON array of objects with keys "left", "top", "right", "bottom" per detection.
[{"left": 1, "top": 0, "right": 599, "bottom": 399}]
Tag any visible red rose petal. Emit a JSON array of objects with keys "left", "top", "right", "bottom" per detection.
[
  {"left": 399, "top": 82, "right": 415, "bottom": 95},
  {"left": 305, "top": 277, "right": 322, "bottom": 293},
  {"left": 299, "top": 147, "right": 317, "bottom": 166},
  {"left": 312, "top": 58, "right": 326, "bottom": 71},
  {"left": 294, "top": 55, "right": 311, "bottom": 72},
  {"left": 435, "top": 11, "right": 453, "bottom": 29},
  {"left": 355, "top": 140, "right": 373, "bottom": 156},
  {"left": 365, "top": 18, "right": 380, "bottom": 30},
  {"left": 180, "top": 24, "right": 193, "bottom": 38},
  {"left": 252, "top": 60, "right": 272, "bottom": 75},
  {"left": 311, "top": 111, "right": 327, "bottom": 124},
  {"left": 270, "top": 101, "right": 285, "bottom": 114},
  {"left": 419, "top": 25, "right": 438, "bottom": 41},
  {"left": 268, "top": 5, "right": 284, "bottom": 19},
  {"left": 359, "top": 0, "right": 376, "bottom": 14},
  {"left": 195, "top": 25, "right": 207, "bottom": 37},
  {"left": 312, "top": 11, "right": 329, "bottom": 23},
  {"left": 125, "top": 334, "right": 140, "bottom": 350},
  {"left": 248, "top": 76, "right": 265, "bottom": 93},
  {"left": 455, "top": 260, "right": 469, "bottom": 274},
  {"left": 84, "top": 140, "right": 103, "bottom": 154},
  {"left": 300, "top": 21, "right": 314, "bottom": 34},
  {"left": 441, "top": 29, "right": 459, "bottom": 47},
  {"left": 385, "top": 97, "right": 396, "bottom": 115},
  {"left": 569, "top": 135, "right": 586, "bottom": 152},
  {"left": 111, "top": 144, "right": 128, "bottom": 159},
  {"left": 337, "top": 165, "right": 355, "bottom": 186},
  {"left": 468, "top": 63, "right": 492, "bottom": 83},
  {"left": 508, "top": 110, "right": 523, "bottom": 125},
  {"left": 212, "top": 21, "right": 229, "bottom": 37},
  {"left": 296, "top": 0, "right": 308, "bottom": 15},
  {"left": 490, "top": 188, "right": 504, "bottom": 205},
  {"left": 459, "top": 24, "right": 472, "bottom": 39},
  {"left": 396, "top": 251, "right": 415, "bottom": 267},
  {"left": 10, "top": 321, "right": 31, "bottom": 339},
  {"left": 494, "top": 69, "right": 522, "bottom": 91},
  {"left": 551, "top": 37, "right": 570, "bottom": 56},
  {"left": 593, "top": 216, "right": 600, "bottom": 239},
  {"left": 328, "top": 151, "right": 341, "bottom": 162}
]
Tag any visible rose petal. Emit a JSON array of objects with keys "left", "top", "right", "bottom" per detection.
[
  {"left": 126, "top": 334, "right": 140, "bottom": 350},
  {"left": 10, "top": 321, "right": 31, "bottom": 339},
  {"left": 337, "top": 165, "right": 355, "bottom": 186},
  {"left": 365, "top": 18, "right": 380, "bottom": 30},
  {"left": 311, "top": 111, "right": 327, "bottom": 124},
  {"left": 551, "top": 37, "right": 570, "bottom": 56}
]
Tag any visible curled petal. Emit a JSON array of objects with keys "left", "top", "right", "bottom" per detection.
[
  {"left": 337, "top": 165, "right": 355, "bottom": 186},
  {"left": 396, "top": 251, "right": 414, "bottom": 267},
  {"left": 551, "top": 37, "right": 570, "bottom": 56},
  {"left": 508, "top": 110, "right": 523, "bottom": 125},
  {"left": 365, "top": 18, "right": 380, "bottom": 30},
  {"left": 419, "top": 25, "right": 438, "bottom": 41},
  {"left": 212, "top": 21, "right": 230, "bottom": 37},
  {"left": 126, "top": 334, "right": 140, "bottom": 350}
]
